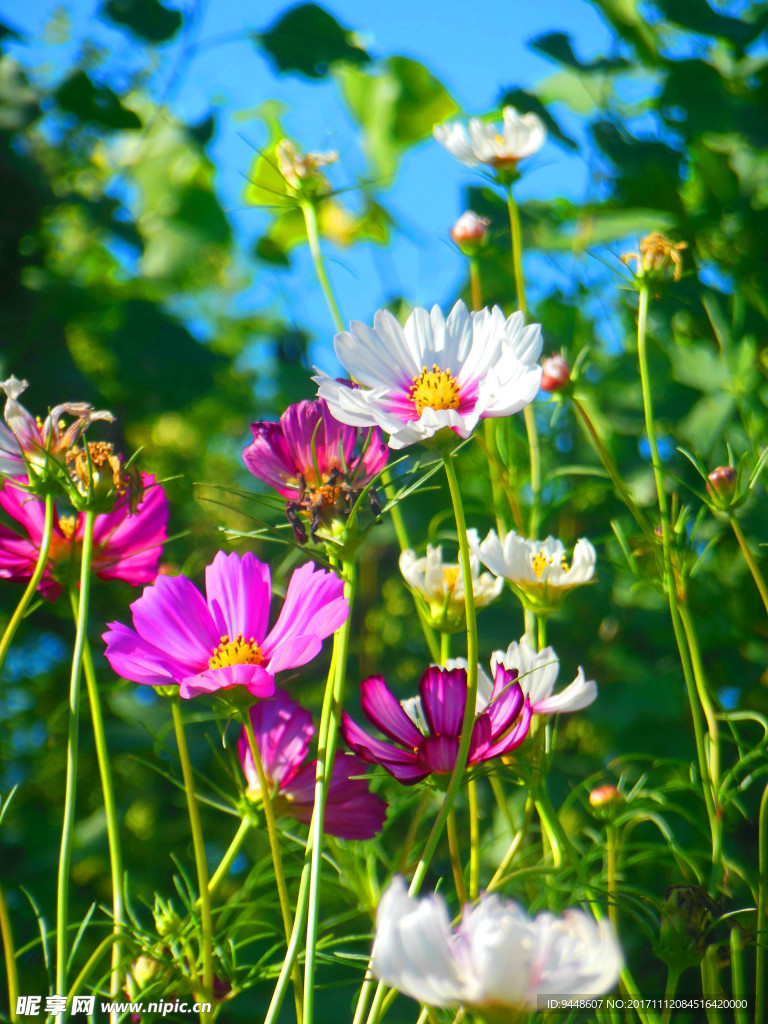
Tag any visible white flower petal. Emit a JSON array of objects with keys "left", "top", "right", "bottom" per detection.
[{"left": 532, "top": 668, "right": 597, "bottom": 715}]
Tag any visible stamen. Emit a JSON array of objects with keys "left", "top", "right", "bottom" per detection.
[
  {"left": 208, "top": 634, "right": 264, "bottom": 670},
  {"left": 409, "top": 365, "right": 461, "bottom": 414},
  {"left": 531, "top": 550, "right": 552, "bottom": 579},
  {"left": 442, "top": 566, "right": 461, "bottom": 591},
  {"left": 58, "top": 514, "right": 77, "bottom": 541}
]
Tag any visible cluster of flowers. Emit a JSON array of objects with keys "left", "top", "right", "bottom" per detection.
[{"left": 0, "top": 106, "right": 631, "bottom": 1016}]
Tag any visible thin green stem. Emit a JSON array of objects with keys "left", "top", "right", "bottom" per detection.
[
  {"left": 56, "top": 510, "right": 95, "bottom": 1003},
  {"left": 606, "top": 823, "right": 618, "bottom": 933},
  {"left": 467, "top": 779, "right": 480, "bottom": 900},
  {"left": 729, "top": 926, "right": 749, "bottom": 1024},
  {"left": 730, "top": 516, "right": 768, "bottom": 619},
  {"left": 0, "top": 883, "right": 18, "bottom": 1023},
  {"left": 304, "top": 561, "right": 356, "bottom": 1024},
  {"left": 242, "top": 713, "right": 303, "bottom": 1021},
  {"left": 701, "top": 947, "right": 724, "bottom": 1024},
  {"left": 487, "top": 794, "right": 534, "bottom": 891},
  {"left": 506, "top": 185, "right": 541, "bottom": 539},
  {"left": 635, "top": 283, "right": 720, "bottom": 887},
  {"left": 264, "top": 864, "right": 311, "bottom": 1024},
  {"left": 170, "top": 699, "right": 213, "bottom": 1024},
  {"left": 0, "top": 491, "right": 54, "bottom": 674},
  {"left": 756, "top": 780, "right": 768, "bottom": 1024},
  {"left": 301, "top": 199, "right": 344, "bottom": 334},
  {"left": 439, "top": 631, "right": 451, "bottom": 665},
  {"left": 76, "top": 615, "right": 125, "bottom": 1019},
  {"left": 662, "top": 967, "right": 681, "bottom": 1024},
  {"left": 207, "top": 818, "right": 251, "bottom": 898},
  {"left": 469, "top": 257, "right": 482, "bottom": 311},
  {"left": 446, "top": 808, "right": 467, "bottom": 905},
  {"left": 395, "top": 794, "right": 431, "bottom": 875},
  {"left": 536, "top": 615, "right": 547, "bottom": 651}
]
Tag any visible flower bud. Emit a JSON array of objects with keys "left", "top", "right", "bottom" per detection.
[
  {"left": 589, "top": 784, "right": 621, "bottom": 809},
  {"left": 706, "top": 465, "right": 737, "bottom": 508},
  {"left": 450, "top": 211, "right": 490, "bottom": 249},
  {"left": 540, "top": 354, "right": 571, "bottom": 392}
]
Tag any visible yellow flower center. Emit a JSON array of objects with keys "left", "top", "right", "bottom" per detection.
[
  {"left": 409, "top": 365, "right": 461, "bottom": 415},
  {"left": 59, "top": 514, "right": 76, "bottom": 541},
  {"left": 208, "top": 634, "right": 264, "bottom": 670},
  {"left": 531, "top": 550, "right": 552, "bottom": 579},
  {"left": 442, "top": 565, "right": 461, "bottom": 592}
]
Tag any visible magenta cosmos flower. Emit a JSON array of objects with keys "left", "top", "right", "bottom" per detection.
[
  {"left": 238, "top": 690, "right": 386, "bottom": 839},
  {"left": 0, "top": 474, "right": 168, "bottom": 600},
  {"left": 341, "top": 663, "right": 532, "bottom": 784},
  {"left": 103, "top": 551, "right": 348, "bottom": 701},
  {"left": 243, "top": 398, "right": 388, "bottom": 542}
]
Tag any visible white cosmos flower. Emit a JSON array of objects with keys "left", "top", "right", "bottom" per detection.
[
  {"left": 313, "top": 301, "right": 542, "bottom": 450},
  {"left": 434, "top": 106, "right": 547, "bottom": 169},
  {"left": 491, "top": 636, "right": 597, "bottom": 715},
  {"left": 476, "top": 531, "right": 596, "bottom": 611},
  {"left": 399, "top": 529, "right": 503, "bottom": 631},
  {"left": 372, "top": 877, "right": 622, "bottom": 1012}
]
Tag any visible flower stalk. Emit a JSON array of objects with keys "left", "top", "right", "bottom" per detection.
[
  {"left": 729, "top": 515, "right": 768, "bottom": 619},
  {"left": 55, "top": 509, "right": 95, "bottom": 1004},
  {"left": 0, "top": 882, "right": 18, "bottom": 1023},
  {"left": 300, "top": 199, "right": 344, "bottom": 334},
  {"left": 0, "top": 491, "right": 54, "bottom": 674},
  {"left": 170, "top": 699, "right": 213, "bottom": 1024}
]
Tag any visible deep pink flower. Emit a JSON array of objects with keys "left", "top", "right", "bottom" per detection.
[
  {"left": 0, "top": 474, "right": 168, "bottom": 600},
  {"left": 238, "top": 690, "right": 387, "bottom": 839},
  {"left": 103, "top": 551, "right": 348, "bottom": 701},
  {"left": 341, "top": 663, "right": 532, "bottom": 785},
  {"left": 243, "top": 398, "right": 388, "bottom": 542}
]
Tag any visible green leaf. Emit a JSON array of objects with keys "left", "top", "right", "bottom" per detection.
[
  {"left": 54, "top": 70, "right": 141, "bottom": 130},
  {"left": 530, "top": 32, "right": 630, "bottom": 74},
  {"left": 653, "top": 0, "right": 765, "bottom": 49},
  {"left": 256, "top": 3, "right": 369, "bottom": 80},
  {"left": 100, "top": 0, "right": 182, "bottom": 43},
  {"left": 498, "top": 86, "right": 578, "bottom": 149}
]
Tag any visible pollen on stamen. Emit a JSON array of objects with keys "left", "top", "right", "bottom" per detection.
[
  {"left": 208, "top": 633, "right": 264, "bottom": 670},
  {"left": 409, "top": 365, "right": 461, "bottom": 415},
  {"left": 531, "top": 551, "right": 551, "bottom": 579}
]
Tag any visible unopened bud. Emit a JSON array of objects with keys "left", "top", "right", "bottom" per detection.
[
  {"left": 589, "top": 784, "right": 621, "bottom": 809},
  {"left": 540, "top": 354, "right": 571, "bottom": 392},
  {"left": 451, "top": 211, "right": 490, "bottom": 248},
  {"left": 707, "top": 465, "right": 737, "bottom": 506}
]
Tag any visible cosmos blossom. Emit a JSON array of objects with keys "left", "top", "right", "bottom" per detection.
[
  {"left": 340, "top": 661, "right": 531, "bottom": 785},
  {"left": 103, "top": 551, "right": 348, "bottom": 701},
  {"left": 476, "top": 531, "right": 596, "bottom": 611},
  {"left": 238, "top": 690, "right": 386, "bottom": 840},
  {"left": 372, "top": 877, "right": 622, "bottom": 1011},
  {"left": 491, "top": 637, "right": 597, "bottom": 715},
  {"left": 0, "top": 474, "right": 168, "bottom": 600},
  {"left": 243, "top": 398, "right": 388, "bottom": 541},
  {"left": 314, "top": 301, "right": 542, "bottom": 450},
  {"left": 433, "top": 106, "right": 547, "bottom": 169}
]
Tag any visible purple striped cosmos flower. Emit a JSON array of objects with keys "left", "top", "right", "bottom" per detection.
[
  {"left": 103, "top": 551, "right": 348, "bottom": 701},
  {"left": 340, "top": 662, "right": 531, "bottom": 784},
  {"left": 238, "top": 690, "right": 386, "bottom": 839},
  {"left": 244, "top": 397, "right": 388, "bottom": 542},
  {"left": 0, "top": 473, "right": 168, "bottom": 599}
]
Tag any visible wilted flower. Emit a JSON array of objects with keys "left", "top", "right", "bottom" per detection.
[
  {"left": 477, "top": 531, "right": 596, "bottom": 613},
  {"left": 621, "top": 232, "right": 687, "bottom": 282},
  {"left": 540, "top": 354, "right": 571, "bottom": 392},
  {"left": 434, "top": 106, "right": 546, "bottom": 173},
  {"left": 103, "top": 551, "right": 348, "bottom": 702},
  {"left": 491, "top": 636, "right": 597, "bottom": 715},
  {"left": 276, "top": 139, "right": 338, "bottom": 196},
  {"left": 314, "top": 301, "right": 542, "bottom": 450},
  {"left": 238, "top": 690, "right": 386, "bottom": 839},
  {"left": 450, "top": 211, "right": 490, "bottom": 252},
  {"left": 243, "top": 398, "right": 388, "bottom": 543},
  {"left": 341, "top": 661, "right": 531, "bottom": 784},
  {"left": 0, "top": 474, "right": 168, "bottom": 599},
  {"left": 372, "top": 877, "right": 622, "bottom": 1012},
  {"left": 399, "top": 530, "right": 502, "bottom": 632}
]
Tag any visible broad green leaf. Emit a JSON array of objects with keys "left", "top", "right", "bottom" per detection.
[
  {"left": 256, "top": 3, "right": 369, "bottom": 80},
  {"left": 531, "top": 31, "right": 630, "bottom": 74},
  {"left": 101, "top": 0, "right": 182, "bottom": 43},
  {"left": 498, "top": 86, "right": 578, "bottom": 149},
  {"left": 54, "top": 70, "right": 141, "bottom": 130}
]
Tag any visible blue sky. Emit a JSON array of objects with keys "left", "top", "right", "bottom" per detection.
[{"left": 5, "top": 0, "right": 617, "bottom": 367}]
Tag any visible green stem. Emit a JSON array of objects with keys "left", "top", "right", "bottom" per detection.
[
  {"left": 506, "top": 185, "right": 541, "bottom": 540},
  {"left": 395, "top": 793, "right": 431, "bottom": 875},
  {"left": 301, "top": 199, "right": 344, "bottom": 334},
  {"left": 439, "top": 631, "right": 451, "bottom": 665},
  {"left": 606, "top": 822, "right": 618, "bottom": 933},
  {"left": 55, "top": 510, "right": 95, "bottom": 1004},
  {"left": 487, "top": 793, "right": 534, "bottom": 891},
  {"left": 730, "top": 516, "right": 768, "bottom": 619},
  {"left": 0, "top": 491, "right": 54, "bottom": 674},
  {"left": 76, "top": 615, "right": 125, "bottom": 1019},
  {"left": 170, "top": 699, "right": 213, "bottom": 1024},
  {"left": 469, "top": 257, "right": 482, "bottom": 311},
  {"left": 241, "top": 713, "right": 303, "bottom": 1021},
  {"left": 536, "top": 615, "right": 547, "bottom": 651},
  {"left": 635, "top": 283, "right": 720, "bottom": 887},
  {"left": 662, "top": 966, "right": 681, "bottom": 1024},
  {"left": 756, "top": 780, "right": 768, "bottom": 1024},
  {"left": 467, "top": 779, "right": 480, "bottom": 900},
  {"left": 264, "top": 863, "right": 311, "bottom": 1024},
  {"left": 0, "top": 883, "right": 18, "bottom": 1023},
  {"left": 701, "top": 947, "right": 724, "bottom": 1024},
  {"left": 729, "top": 926, "right": 749, "bottom": 1024},
  {"left": 446, "top": 808, "right": 467, "bottom": 905},
  {"left": 304, "top": 562, "right": 356, "bottom": 1024},
  {"left": 207, "top": 818, "right": 251, "bottom": 898}
]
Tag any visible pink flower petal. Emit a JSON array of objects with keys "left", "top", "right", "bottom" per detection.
[
  {"left": 262, "top": 562, "right": 348, "bottom": 669},
  {"left": 180, "top": 663, "right": 275, "bottom": 700},
  {"left": 205, "top": 550, "right": 272, "bottom": 645},
  {"left": 360, "top": 675, "right": 424, "bottom": 747},
  {"left": 130, "top": 575, "right": 219, "bottom": 673},
  {"left": 341, "top": 712, "right": 427, "bottom": 784},
  {"left": 416, "top": 734, "right": 460, "bottom": 774},
  {"left": 243, "top": 420, "right": 300, "bottom": 499},
  {"left": 238, "top": 691, "right": 313, "bottom": 789},
  {"left": 419, "top": 666, "right": 467, "bottom": 737},
  {"left": 102, "top": 622, "right": 181, "bottom": 688}
]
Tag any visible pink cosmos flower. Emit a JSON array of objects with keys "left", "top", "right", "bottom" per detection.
[
  {"left": 103, "top": 551, "right": 348, "bottom": 701},
  {"left": 243, "top": 398, "right": 388, "bottom": 542},
  {"left": 0, "top": 474, "right": 168, "bottom": 600},
  {"left": 340, "top": 663, "right": 532, "bottom": 785},
  {"left": 238, "top": 690, "right": 387, "bottom": 839}
]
